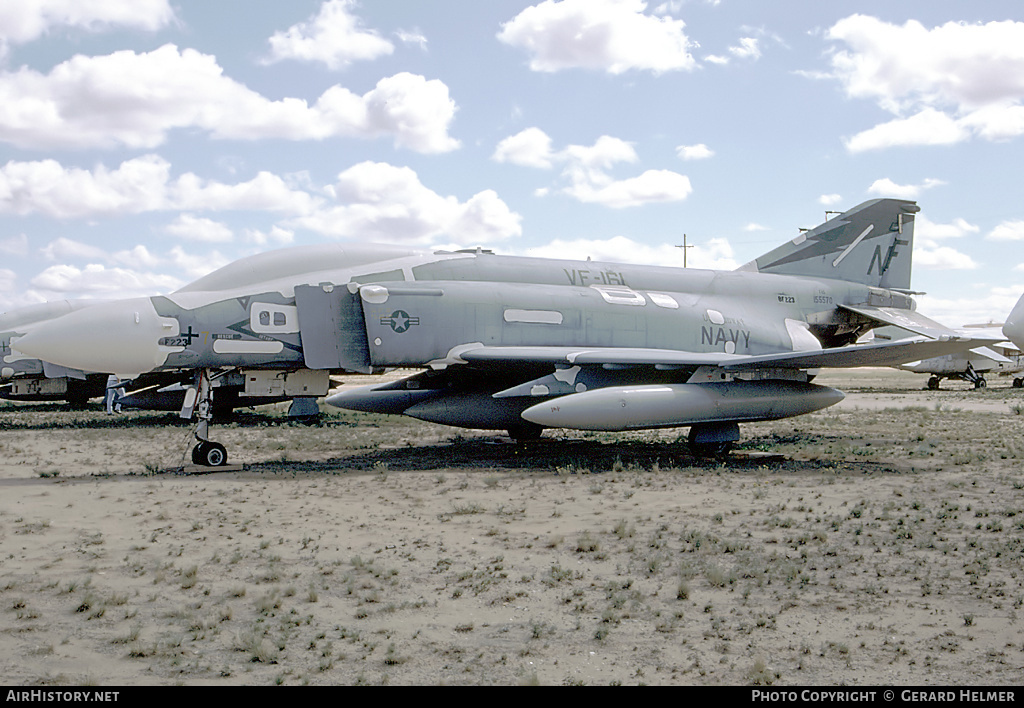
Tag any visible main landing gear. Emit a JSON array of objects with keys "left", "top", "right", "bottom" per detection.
[
  {"left": 927, "top": 364, "right": 987, "bottom": 391},
  {"left": 688, "top": 422, "right": 738, "bottom": 458},
  {"left": 185, "top": 369, "right": 228, "bottom": 467}
]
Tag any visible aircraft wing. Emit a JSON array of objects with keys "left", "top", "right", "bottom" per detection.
[
  {"left": 457, "top": 347, "right": 738, "bottom": 367},
  {"left": 968, "top": 346, "right": 1013, "bottom": 365},
  {"left": 455, "top": 334, "right": 989, "bottom": 371}
]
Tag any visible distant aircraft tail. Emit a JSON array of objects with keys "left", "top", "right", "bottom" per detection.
[{"left": 737, "top": 199, "right": 920, "bottom": 290}]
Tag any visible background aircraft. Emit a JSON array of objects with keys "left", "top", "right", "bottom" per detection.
[
  {"left": 1003, "top": 293, "right": 1024, "bottom": 388},
  {"left": 1, "top": 299, "right": 111, "bottom": 405},
  {"left": 12, "top": 199, "right": 992, "bottom": 464},
  {"left": 864, "top": 325, "right": 1020, "bottom": 389},
  {"left": 1, "top": 299, "right": 313, "bottom": 417}
]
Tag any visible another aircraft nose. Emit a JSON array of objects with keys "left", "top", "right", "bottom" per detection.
[
  {"left": 13, "top": 297, "right": 181, "bottom": 377},
  {"left": 1003, "top": 292, "right": 1024, "bottom": 348}
]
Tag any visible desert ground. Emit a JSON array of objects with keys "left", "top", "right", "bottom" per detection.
[{"left": 0, "top": 368, "right": 1022, "bottom": 686}]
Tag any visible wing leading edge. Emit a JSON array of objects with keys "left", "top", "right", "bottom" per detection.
[{"left": 454, "top": 334, "right": 990, "bottom": 371}]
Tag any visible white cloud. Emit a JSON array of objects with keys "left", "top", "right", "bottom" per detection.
[
  {"left": 40, "top": 237, "right": 108, "bottom": 262},
  {"left": 565, "top": 169, "right": 692, "bottom": 208},
  {"left": 170, "top": 169, "right": 318, "bottom": 214},
  {"left": 866, "top": 177, "right": 944, "bottom": 200},
  {"left": 987, "top": 220, "right": 1024, "bottom": 241},
  {"left": 818, "top": 194, "right": 842, "bottom": 206},
  {"left": 915, "top": 286, "right": 1023, "bottom": 328},
  {"left": 243, "top": 226, "right": 295, "bottom": 246},
  {"left": 959, "top": 102, "right": 1024, "bottom": 142},
  {"left": 827, "top": 16, "right": 1024, "bottom": 150},
  {"left": 289, "top": 161, "right": 522, "bottom": 244},
  {"left": 743, "top": 223, "right": 768, "bottom": 232},
  {"left": 265, "top": 0, "right": 393, "bottom": 69},
  {"left": 110, "top": 245, "right": 161, "bottom": 270},
  {"left": 915, "top": 215, "right": 979, "bottom": 241},
  {"left": 493, "top": 127, "right": 555, "bottom": 168},
  {"left": 34, "top": 238, "right": 219, "bottom": 287},
  {"left": 396, "top": 29, "right": 428, "bottom": 51},
  {"left": 30, "top": 263, "right": 183, "bottom": 296},
  {"left": 164, "top": 214, "right": 234, "bottom": 243},
  {"left": 652, "top": 2, "right": 684, "bottom": 13},
  {"left": 562, "top": 135, "right": 638, "bottom": 171},
  {"left": 676, "top": 143, "right": 713, "bottom": 160},
  {"left": 912, "top": 216, "right": 979, "bottom": 271},
  {"left": 912, "top": 244, "right": 978, "bottom": 271},
  {"left": 167, "top": 246, "right": 230, "bottom": 279},
  {"left": 0, "top": 268, "right": 14, "bottom": 292},
  {"left": 494, "top": 128, "right": 692, "bottom": 208},
  {"left": 844, "top": 108, "right": 969, "bottom": 153},
  {"left": 0, "top": 0, "right": 174, "bottom": 45},
  {"left": 498, "top": 0, "right": 696, "bottom": 74},
  {"left": 0, "top": 155, "right": 318, "bottom": 219},
  {"left": 729, "top": 37, "right": 761, "bottom": 60},
  {"left": 0, "top": 45, "right": 459, "bottom": 153}
]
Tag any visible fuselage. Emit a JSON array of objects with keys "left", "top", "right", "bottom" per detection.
[{"left": 11, "top": 243, "right": 908, "bottom": 378}]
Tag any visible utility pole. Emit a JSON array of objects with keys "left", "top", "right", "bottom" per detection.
[{"left": 675, "top": 235, "right": 693, "bottom": 268}]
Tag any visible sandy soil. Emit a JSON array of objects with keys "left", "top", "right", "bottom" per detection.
[{"left": 0, "top": 368, "right": 1022, "bottom": 686}]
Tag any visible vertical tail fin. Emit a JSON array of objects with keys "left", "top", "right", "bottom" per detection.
[{"left": 737, "top": 199, "right": 920, "bottom": 290}]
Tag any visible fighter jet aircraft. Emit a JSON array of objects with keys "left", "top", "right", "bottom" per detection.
[
  {"left": 12, "top": 198, "right": 990, "bottom": 464},
  {"left": 1, "top": 299, "right": 112, "bottom": 405},
  {"left": 2, "top": 300, "right": 311, "bottom": 416},
  {"left": 864, "top": 325, "right": 1018, "bottom": 389}
]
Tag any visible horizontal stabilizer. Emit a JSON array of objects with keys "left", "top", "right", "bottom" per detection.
[{"left": 839, "top": 304, "right": 982, "bottom": 340}]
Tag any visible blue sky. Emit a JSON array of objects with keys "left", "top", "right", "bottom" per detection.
[{"left": 2, "top": 0, "right": 1023, "bottom": 328}]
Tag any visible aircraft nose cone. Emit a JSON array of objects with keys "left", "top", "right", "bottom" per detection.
[
  {"left": 1004, "top": 293, "right": 1024, "bottom": 348},
  {"left": 13, "top": 297, "right": 181, "bottom": 377}
]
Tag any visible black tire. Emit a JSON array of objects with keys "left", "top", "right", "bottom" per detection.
[
  {"left": 974, "top": 377, "right": 987, "bottom": 389},
  {"left": 690, "top": 441, "right": 734, "bottom": 458},
  {"left": 202, "top": 442, "right": 227, "bottom": 467},
  {"left": 927, "top": 376, "right": 940, "bottom": 390},
  {"left": 192, "top": 441, "right": 227, "bottom": 466},
  {"left": 1014, "top": 378, "right": 1023, "bottom": 389},
  {"left": 507, "top": 422, "right": 543, "bottom": 442}
]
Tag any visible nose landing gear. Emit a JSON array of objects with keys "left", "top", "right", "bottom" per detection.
[
  {"left": 185, "top": 369, "right": 229, "bottom": 467},
  {"left": 192, "top": 440, "right": 227, "bottom": 467}
]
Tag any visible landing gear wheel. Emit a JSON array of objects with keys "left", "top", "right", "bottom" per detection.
[
  {"left": 689, "top": 441, "right": 734, "bottom": 458},
  {"left": 192, "top": 441, "right": 227, "bottom": 467},
  {"left": 507, "top": 422, "right": 543, "bottom": 442},
  {"left": 974, "top": 377, "right": 987, "bottom": 389},
  {"left": 1014, "top": 377, "right": 1024, "bottom": 389},
  {"left": 687, "top": 423, "right": 738, "bottom": 458},
  {"left": 927, "top": 376, "right": 940, "bottom": 390}
]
